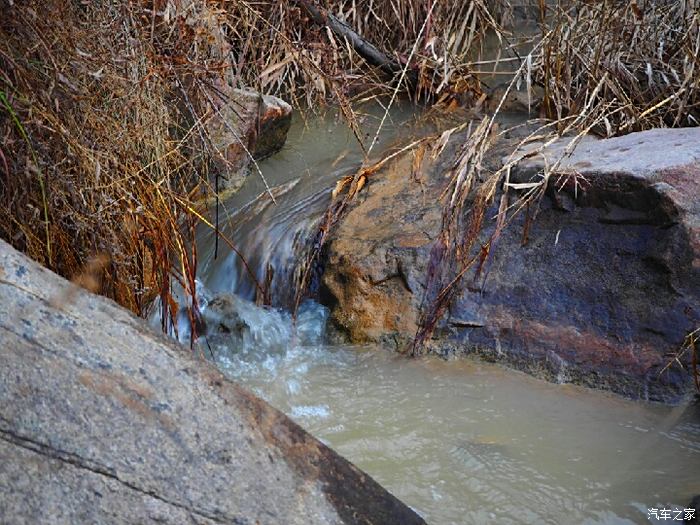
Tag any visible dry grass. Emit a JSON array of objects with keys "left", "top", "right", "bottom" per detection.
[
  {"left": 531, "top": 0, "right": 700, "bottom": 134},
  {"left": 0, "top": 0, "right": 235, "bottom": 323},
  {"left": 224, "top": 0, "right": 510, "bottom": 105},
  {"left": 662, "top": 328, "right": 700, "bottom": 390}
]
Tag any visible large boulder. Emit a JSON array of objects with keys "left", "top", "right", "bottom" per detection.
[
  {"left": 0, "top": 240, "right": 424, "bottom": 525},
  {"left": 321, "top": 127, "right": 700, "bottom": 402}
]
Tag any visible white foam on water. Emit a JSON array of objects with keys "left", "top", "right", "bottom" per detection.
[{"left": 291, "top": 404, "right": 331, "bottom": 420}]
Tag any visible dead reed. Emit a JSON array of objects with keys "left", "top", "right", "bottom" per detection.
[
  {"left": 0, "top": 0, "right": 235, "bottom": 325},
  {"left": 224, "top": 0, "right": 508, "bottom": 105},
  {"left": 532, "top": 0, "right": 699, "bottom": 134}
]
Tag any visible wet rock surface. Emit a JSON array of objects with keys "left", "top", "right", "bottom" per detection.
[
  {"left": 322, "top": 127, "right": 700, "bottom": 402},
  {"left": 0, "top": 240, "right": 424, "bottom": 525},
  {"left": 687, "top": 496, "right": 700, "bottom": 523}
]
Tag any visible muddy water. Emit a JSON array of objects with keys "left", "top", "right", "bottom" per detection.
[
  {"left": 217, "top": 342, "right": 699, "bottom": 525},
  {"left": 192, "top": 106, "right": 700, "bottom": 524}
]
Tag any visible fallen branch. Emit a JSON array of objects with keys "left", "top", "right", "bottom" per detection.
[{"left": 295, "top": 0, "right": 418, "bottom": 86}]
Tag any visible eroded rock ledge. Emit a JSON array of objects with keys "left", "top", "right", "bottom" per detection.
[
  {"left": 0, "top": 240, "right": 424, "bottom": 525},
  {"left": 321, "top": 127, "right": 700, "bottom": 403}
]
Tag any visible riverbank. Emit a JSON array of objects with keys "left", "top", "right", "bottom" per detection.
[{"left": 2, "top": 1, "right": 699, "bottom": 522}]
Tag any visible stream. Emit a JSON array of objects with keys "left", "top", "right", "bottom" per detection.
[{"left": 172, "top": 104, "right": 699, "bottom": 524}]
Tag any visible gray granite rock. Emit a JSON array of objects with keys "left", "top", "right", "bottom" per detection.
[{"left": 0, "top": 240, "right": 424, "bottom": 525}]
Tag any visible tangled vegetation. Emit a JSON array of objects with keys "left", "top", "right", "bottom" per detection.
[
  {"left": 533, "top": 0, "right": 700, "bottom": 134},
  {"left": 0, "top": 0, "right": 226, "bottom": 318}
]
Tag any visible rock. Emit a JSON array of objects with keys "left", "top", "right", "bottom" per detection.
[
  {"left": 486, "top": 82, "right": 544, "bottom": 115},
  {"left": 175, "top": 293, "right": 253, "bottom": 358},
  {"left": 201, "top": 293, "right": 251, "bottom": 337},
  {"left": 509, "top": 128, "right": 700, "bottom": 276},
  {"left": 686, "top": 496, "right": 700, "bottom": 523},
  {"left": 253, "top": 94, "right": 294, "bottom": 160},
  {"left": 321, "top": 127, "right": 700, "bottom": 402},
  {"left": 321, "top": 196, "right": 437, "bottom": 348},
  {"left": 0, "top": 240, "right": 425, "bottom": 525},
  {"left": 207, "top": 84, "right": 292, "bottom": 192}
]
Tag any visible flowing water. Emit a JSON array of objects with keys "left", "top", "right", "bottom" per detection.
[
  {"left": 194, "top": 102, "right": 422, "bottom": 308},
  {"left": 177, "top": 104, "right": 699, "bottom": 524}
]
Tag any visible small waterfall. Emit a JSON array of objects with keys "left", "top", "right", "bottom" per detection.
[
  {"left": 148, "top": 173, "right": 345, "bottom": 354},
  {"left": 196, "top": 177, "right": 337, "bottom": 309},
  {"left": 192, "top": 102, "right": 420, "bottom": 310},
  {"left": 149, "top": 274, "right": 330, "bottom": 358},
  {"left": 198, "top": 294, "right": 330, "bottom": 368},
  {"left": 150, "top": 103, "right": 420, "bottom": 354}
]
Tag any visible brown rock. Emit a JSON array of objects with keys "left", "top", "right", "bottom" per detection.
[
  {"left": 322, "top": 161, "right": 442, "bottom": 347},
  {"left": 322, "top": 127, "right": 700, "bottom": 402},
  {"left": 207, "top": 85, "right": 292, "bottom": 192}
]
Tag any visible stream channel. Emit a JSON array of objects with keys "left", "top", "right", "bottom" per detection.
[{"left": 170, "top": 103, "right": 699, "bottom": 524}]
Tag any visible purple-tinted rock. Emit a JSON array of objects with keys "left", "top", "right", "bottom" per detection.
[{"left": 322, "top": 127, "right": 700, "bottom": 402}]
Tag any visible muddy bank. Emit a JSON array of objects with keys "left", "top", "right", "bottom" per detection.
[
  {"left": 0, "top": 240, "right": 424, "bottom": 525},
  {"left": 321, "top": 126, "right": 700, "bottom": 403}
]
